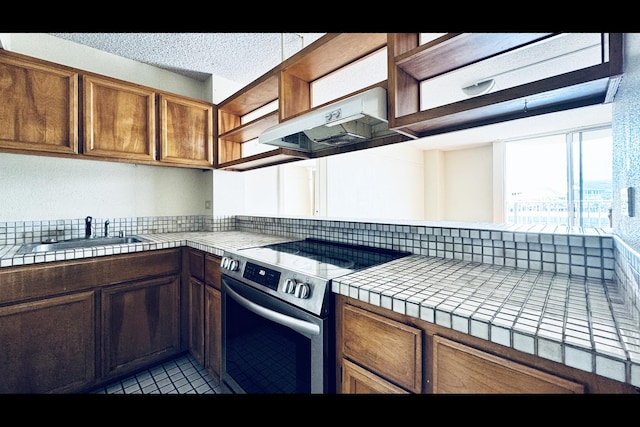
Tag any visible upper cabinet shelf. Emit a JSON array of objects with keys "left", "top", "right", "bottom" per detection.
[
  {"left": 394, "top": 33, "right": 556, "bottom": 82},
  {"left": 388, "top": 33, "right": 624, "bottom": 139},
  {"left": 215, "top": 33, "right": 390, "bottom": 171}
]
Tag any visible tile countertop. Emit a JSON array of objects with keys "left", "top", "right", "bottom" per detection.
[
  {"left": 2, "top": 231, "right": 639, "bottom": 388},
  {"left": 332, "top": 254, "right": 640, "bottom": 389}
]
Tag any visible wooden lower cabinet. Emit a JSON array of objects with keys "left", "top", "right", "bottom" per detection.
[
  {"left": 432, "top": 335, "right": 584, "bottom": 394},
  {"left": 188, "top": 276, "right": 205, "bottom": 365},
  {"left": 336, "top": 294, "right": 638, "bottom": 394},
  {"left": 339, "top": 302, "right": 423, "bottom": 393},
  {"left": 0, "top": 291, "right": 95, "bottom": 393},
  {"left": 205, "top": 285, "right": 222, "bottom": 382},
  {"left": 342, "top": 359, "right": 410, "bottom": 394},
  {"left": 0, "top": 248, "right": 189, "bottom": 393},
  {"left": 186, "top": 250, "right": 222, "bottom": 381},
  {"left": 101, "top": 274, "right": 181, "bottom": 379},
  {"left": 204, "top": 254, "right": 222, "bottom": 382}
]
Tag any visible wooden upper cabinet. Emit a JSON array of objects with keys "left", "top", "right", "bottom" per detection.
[
  {"left": 159, "top": 94, "right": 213, "bottom": 168},
  {"left": 82, "top": 75, "right": 156, "bottom": 162},
  {"left": 388, "top": 33, "right": 624, "bottom": 139},
  {"left": 215, "top": 33, "right": 388, "bottom": 171},
  {"left": 0, "top": 51, "right": 78, "bottom": 155}
]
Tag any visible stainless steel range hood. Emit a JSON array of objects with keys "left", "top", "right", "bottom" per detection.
[{"left": 258, "top": 87, "right": 397, "bottom": 153}]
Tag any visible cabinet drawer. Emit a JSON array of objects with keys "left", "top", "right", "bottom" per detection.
[
  {"left": 342, "top": 359, "right": 409, "bottom": 394},
  {"left": 342, "top": 304, "right": 422, "bottom": 393},
  {"left": 188, "top": 249, "right": 204, "bottom": 281},
  {"left": 204, "top": 254, "right": 221, "bottom": 290},
  {"left": 432, "top": 335, "right": 585, "bottom": 393}
]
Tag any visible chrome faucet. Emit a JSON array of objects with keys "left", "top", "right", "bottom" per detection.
[
  {"left": 104, "top": 219, "right": 110, "bottom": 237},
  {"left": 85, "top": 216, "right": 93, "bottom": 238}
]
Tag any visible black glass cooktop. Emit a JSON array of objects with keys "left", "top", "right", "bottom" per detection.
[{"left": 236, "top": 238, "right": 410, "bottom": 280}]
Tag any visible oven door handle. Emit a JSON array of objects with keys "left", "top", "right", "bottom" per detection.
[{"left": 225, "top": 283, "right": 320, "bottom": 337}]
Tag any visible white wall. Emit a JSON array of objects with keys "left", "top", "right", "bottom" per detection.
[
  {"left": 0, "top": 33, "right": 213, "bottom": 222},
  {"left": 243, "top": 167, "right": 280, "bottom": 215},
  {"left": 422, "top": 145, "right": 494, "bottom": 222},
  {"left": 324, "top": 143, "right": 425, "bottom": 220},
  {"left": 0, "top": 153, "right": 212, "bottom": 222},
  {"left": 212, "top": 170, "right": 244, "bottom": 216},
  {"left": 280, "top": 165, "right": 313, "bottom": 216},
  {"left": 232, "top": 140, "right": 496, "bottom": 223},
  {"left": 423, "top": 150, "right": 445, "bottom": 220},
  {"left": 442, "top": 144, "right": 493, "bottom": 222}
]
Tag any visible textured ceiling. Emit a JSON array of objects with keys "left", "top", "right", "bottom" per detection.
[{"left": 48, "top": 33, "right": 326, "bottom": 85}]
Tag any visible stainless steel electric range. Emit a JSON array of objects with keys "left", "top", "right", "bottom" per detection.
[{"left": 219, "top": 238, "right": 410, "bottom": 394}]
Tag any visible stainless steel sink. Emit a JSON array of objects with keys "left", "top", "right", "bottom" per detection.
[{"left": 17, "top": 236, "right": 149, "bottom": 254}]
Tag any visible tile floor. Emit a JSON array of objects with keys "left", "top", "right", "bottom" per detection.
[{"left": 90, "top": 353, "right": 232, "bottom": 395}]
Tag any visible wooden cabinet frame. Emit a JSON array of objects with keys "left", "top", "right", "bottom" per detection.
[
  {"left": 0, "top": 248, "right": 182, "bottom": 393},
  {"left": 215, "top": 33, "right": 402, "bottom": 171},
  {"left": 336, "top": 294, "right": 638, "bottom": 394},
  {"left": 83, "top": 74, "right": 157, "bottom": 162},
  {"left": 387, "top": 33, "right": 624, "bottom": 139},
  {"left": 0, "top": 50, "right": 79, "bottom": 156},
  {"left": 159, "top": 94, "right": 214, "bottom": 168},
  {"left": 1, "top": 49, "right": 214, "bottom": 169}
]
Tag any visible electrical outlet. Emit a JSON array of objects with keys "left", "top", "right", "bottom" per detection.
[{"left": 205, "top": 200, "right": 211, "bottom": 209}]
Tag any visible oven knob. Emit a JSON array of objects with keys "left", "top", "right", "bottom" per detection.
[
  {"left": 221, "top": 257, "right": 230, "bottom": 269},
  {"left": 283, "top": 278, "right": 297, "bottom": 294},
  {"left": 221, "top": 256, "right": 238, "bottom": 271},
  {"left": 294, "top": 282, "right": 310, "bottom": 299}
]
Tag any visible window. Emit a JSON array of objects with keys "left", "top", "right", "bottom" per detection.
[{"left": 504, "top": 127, "right": 612, "bottom": 228}]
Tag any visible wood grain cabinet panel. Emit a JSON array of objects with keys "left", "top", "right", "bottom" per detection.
[
  {"left": 204, "top": 253, "right": 221, "bottom": 290},
  {"left": 205, "top": 285, "right": 222, "bottom": 382},
  {"left": 101, "top": 274, "right": 180, "bottom": 379},
  {"left": 432, "top": 335, "right": 585, "bottom": 394},
  {"left": 342, "top": 304, "right": 422, "bottom": 393},
  {"left": 0, "top": 51, "right": 78, "bottom": 155},
  {"left": 342, "top": 359, "right": 410, "bottom": 394},
  {"left": 188, "top": 276, "right": 205, "bottom": 366},
  {"left": 0, "top": 291, "right": 95, "bottom": 393},
  {"left": 204, "top": 254, "right": 222, "bottom": 381},
  {"left": 159, "top": 94, "right": 213, "bottom": 168},
  {"left": 83, "top": 75, "right": 156, "bottom": 161}
]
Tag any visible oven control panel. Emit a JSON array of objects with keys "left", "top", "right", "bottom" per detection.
[
  {"left": 220, "top": 253, "right": 328, "bottom": 316},
  {"left": 243, "top": 262, "right": 280, "bottom": 291}
]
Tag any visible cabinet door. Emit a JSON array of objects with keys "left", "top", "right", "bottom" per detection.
[
  {"left": 102, "top": 275, "right": 180, "bottom": 379},
  {"left": 0, "top": 291, "right": 95, "bottom": 393},
  {"left": 158, "top": 94, "right": 213, "bottom": 168},
  {"left": 204, "top": 254, "right": 221, "bottom": 290},
  {"left": 342, "top": 304, "right": 422, "bottom": 393},
  {"left": 205, "top": 285, "right": 222, "bottom": 382},
  {"left": 342, "top": 359, "right": 409, "bottom": 394},
  {"left": 188, "top": 249, "right": 205, "bottom": 282},
  {"left": 432, "top": 335, "right": 585, "bottom": 393},
  {"left": 0, "top": 52, "right": 78, "bottom": 154},
  {"left": 188, "top": 276, "right": 205, "bottom": 365},
  {"left": 83, "top": 75, "right": 156, "bottom": 162}
]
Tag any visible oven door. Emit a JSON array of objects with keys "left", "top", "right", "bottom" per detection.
[{"left": 221, "top": 275, "right": 333, "bottom": 394}]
